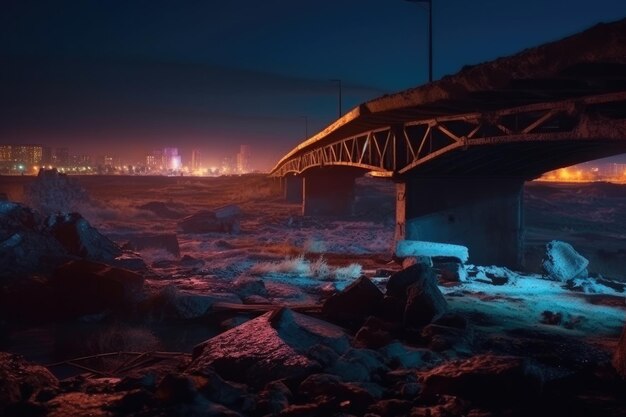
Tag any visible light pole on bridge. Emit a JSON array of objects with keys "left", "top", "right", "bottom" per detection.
[
  {"left": 404, "top": 0, "right": 433, "bottom": 83},
  {"left": 302, "top": 115, "right": 308, "bottom": 139},
  {"left": 329, "top": 78, "right": 342, "bottom": 118}
]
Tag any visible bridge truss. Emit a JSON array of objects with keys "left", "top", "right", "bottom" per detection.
[{"left": 271, "top": 92, "right": 626, "bottom": 178}]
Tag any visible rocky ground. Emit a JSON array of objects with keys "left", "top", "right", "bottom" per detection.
[{"left": 1, "top": 172, "right": 626, "bottom": 416}]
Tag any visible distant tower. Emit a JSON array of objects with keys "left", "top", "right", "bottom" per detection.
[
  {"left": 236, "top": 145, "right": 251, "bottom": 174},
  {"left": 191, "top": 149, "right": 201, "bottom": 171}
]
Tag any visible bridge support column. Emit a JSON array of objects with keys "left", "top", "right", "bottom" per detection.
[
  {"left": 282, "top": 175, "right": 303, "bottom": 203},
  {"left": 395, "top": 177, "right": 524, "bottom": 268},
  {"left": 303, "top": 171, "right": 357, "bottom": 216}
]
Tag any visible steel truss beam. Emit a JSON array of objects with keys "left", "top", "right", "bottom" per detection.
[{"left": 270, "top": 92, "right": 626, "bottom": 177}]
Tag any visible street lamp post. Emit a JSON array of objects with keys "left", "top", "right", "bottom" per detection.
[
  {"left": 329, "top": 78, "right": 342, "bottom": 118},
  {"left": 405, "top": 0, "right": 433, "bottom": 83},
  {"left": 302, "top": 115, "right": 308, "bottom": 139}
]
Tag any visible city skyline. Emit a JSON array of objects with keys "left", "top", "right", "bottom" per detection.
[{"left": 0, "top": 143, "right": 258, "bottom": 175}]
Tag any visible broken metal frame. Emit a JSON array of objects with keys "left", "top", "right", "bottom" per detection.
[{"left": 270, "top": 91, "right": 626, "bottom": 178}]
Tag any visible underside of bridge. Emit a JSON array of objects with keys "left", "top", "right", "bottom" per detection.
[{"left": 273, "top": 18, "right": 626, "bottom": 268}]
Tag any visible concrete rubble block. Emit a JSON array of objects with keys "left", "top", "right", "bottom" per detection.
[
  {"left": 51, "top": 259, "right": 144, "bottom": 318},
  {"left": 45, "top": 212, "right": 123, "bottom": 261},
  {"left": 178, "top": 205, "right": 241, "bottom": 234},
  {"left": 542, "top": 240, "right": 589, "bottom": 282},
  {"left": 420, "top": 354, "right": 543, "bottom": 406},
  {"left": 396, "top": 240, "right": 469, "bottom": 264},
  {"left": 322, "top": 276, "right": 384, "bottom": 328},
  {"left": 386, "top": 262, "right": 436, "bottom": 299},
  {"left": 188, "top": 308, "right": 350, "bottom": 387},
  {"left": 403, "top": 273, "right": 448, "bottom": 328},
  {"left": 125, "top": 233, "right": 181, "bottom": 258}
]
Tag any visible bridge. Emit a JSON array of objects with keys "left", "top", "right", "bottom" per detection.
[{"left": 270, "top": 19, "right": 626, "bottom": 267}]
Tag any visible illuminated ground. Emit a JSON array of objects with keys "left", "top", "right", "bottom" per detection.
[{"left": 1, "top": 174, "right": 626, "bottom": 415}]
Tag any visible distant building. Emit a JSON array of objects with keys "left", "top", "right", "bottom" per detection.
[
  {"left": 0, "top": 144, "right": 43, "bottom": 173},
  {"left": 53, "top": 147, "right": 70, "bottom": 167},
  {"left": 221, "top": 156, "right": 234, "bottom": 174},
  {"left": 191, "top": 149, "right": 201, "bottom": 171},
  {"left": 236, "top": 144, "right": 251, "bottom": 174},
  {"left": 0, "top": 144, "right": 43, "bottom": 165},
  {"left": 71, "top": 154, "right": 92, "bottom": 166},
  {"left": 0, "top": 145, "right": 11, "bottom": 162},
  {"left": 146, "top": 149, "right": 162, "bottom": 170}
]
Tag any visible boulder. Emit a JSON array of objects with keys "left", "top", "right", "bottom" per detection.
[
  {"left": 51, "top": 259, "right": 144, "bottom": 318},
  {"left": 137, "top": 201, "right": 183, "bottom": 219},
  {"left": 188, "top": 308, "right": 350, "bottom": 387},
  {"left": 23, "top": 168, "right": 89, "bottom": 215},
  {"left": 178, "top": 205, "right": 241, "bottom": 234},
  {"left": 145, "top": 285, "right": 241, "bottom": 320},
  {"left": 420, "top": 354, "right": 543, "bottom": 406},
  {"left": 190, "top": 369, "right": 251, "bottom": 409},
  {"left": 0, "top": 202, "right": 69, "bottom": 278},
  {"left": 354, "top": 316, "right": 399, "bottom": 349},
  {"left": 125, "top": 233, "right": 181, "bottom": 258},
  {"left": 45, "top": 212, "right": 122, "bottom": 261},
  {"left": 0, "top": 352, "right": 58, "bottom": 414},
  {"left": 327, "top": 348, "right": 388, "bottom": 383},
  {"left": 322, "top": 276, "right": 384, "bottom": 327},
  {"left": 299, "top": 373, "right": 377, "bottom": 414},
  {"left": 232, "top": 277, "right": 268, "bottom": 298},
  {"left": 421, "top": 323, "right": 473, "bottom": 353},
  {"left": 542, "top": 240, "right": 589, "bottom": 282},
  {"left": 257, "top": 380, "right": 292, "bottom": 416},
  {"left": 380, "top": 342, "right": 432, "bottom": 369},
  {"left": 404, "top": 276, "right": 448, "bottom": 328},
  {"left": 386, "top": 262, "right": 436, "bottom": 299},
  {"left": 155, "top": 374, "right": 198, "bottom": 404},
  {"left": 375, "top": 295, "right": 405, "bottom": 322},
  {"left": 367, "top": 399, "right": 413, "bottom": 416}
]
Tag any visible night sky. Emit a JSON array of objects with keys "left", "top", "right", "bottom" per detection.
[{"left": 1, "top": 0, "right": 625, "bottom": 169}]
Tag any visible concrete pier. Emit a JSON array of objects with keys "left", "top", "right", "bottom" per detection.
[
  {"left": 282, "top": 175, "right": 303, "bottom": 203},
  {"left": 302, "top": 170, "right": 359, "bottom": 216},
  {"left": 395, "top": 177, "right": 524, "bottom": 268}
]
